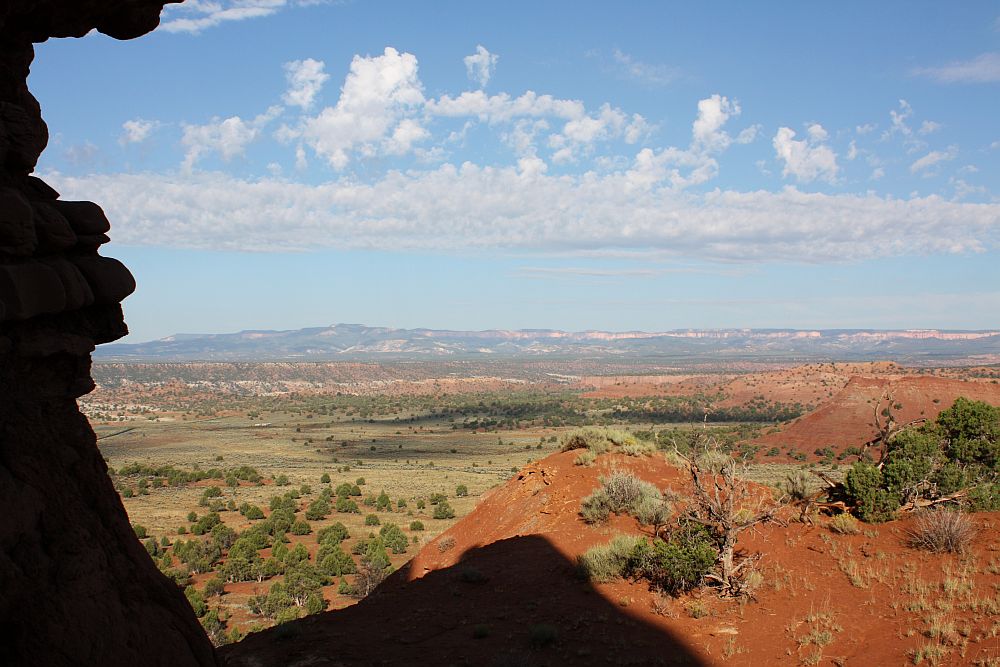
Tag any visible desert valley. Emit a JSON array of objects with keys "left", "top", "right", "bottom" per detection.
[
  {"left": 4, "top": 3, "right": 999, "bottom": 666},
  {"left": 84, "top": 328, "right": 1000, "bottom": 665}
]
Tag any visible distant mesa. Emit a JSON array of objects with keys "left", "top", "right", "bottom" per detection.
[{"left": 95, "top": 323, "right": 1000, "bottom": 362}]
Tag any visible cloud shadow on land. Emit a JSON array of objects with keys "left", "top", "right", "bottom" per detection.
[{"left": 221, "top": 534, "right": 707, "bottom": 666}]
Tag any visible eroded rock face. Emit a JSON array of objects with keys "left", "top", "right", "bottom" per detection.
[{"left": 0, "top": 2, "right": 217, "bottom": 664}]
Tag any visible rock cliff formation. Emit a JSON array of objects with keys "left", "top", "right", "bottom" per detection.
[{"left": 0, "top": 2, "right": 217, "bottom": 664}]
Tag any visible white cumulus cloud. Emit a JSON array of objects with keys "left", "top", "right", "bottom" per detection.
[
  {"left": 772, "top": 125, "right": 838, "bottom": 184},
  {"left": 181, "top": 106, "right": 282, "bottom": 171},
  {"left": 283, "top": 58, "right": 329, "bottom": 110},
  {"left": 464, "top": 45, "right": 498, "bottom": 88},
  {"left": 289, "top": 47, "right": 425, "bottom": 169}
]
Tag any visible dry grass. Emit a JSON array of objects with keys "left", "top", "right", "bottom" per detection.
[
  {"left": 791, "top": 603, "right": 842, "bottom": 666},
  {"left": 907, "top": 510, "right": 978, "bottom": 554},
  {"left": 827, "top": 513, "right": 861, "bottom": 535}
]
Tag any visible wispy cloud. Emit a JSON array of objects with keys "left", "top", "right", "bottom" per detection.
[
  {"left": 912, "top": 52, "right": 1000, "bottom": 83},
  {"left": 611, "top": 49, "right": 680, "bottom": 87},
  {"left": 159, "top": 0, "right": 333, "bottom": 34},
  {"left": 910, "top": 145, "right": 958, "bottom": 174},
  {"left": 512, "top": 266, "right": 740, "bottom": 280}
]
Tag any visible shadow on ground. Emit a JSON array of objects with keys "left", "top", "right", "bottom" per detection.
[{"left": 221, "top": 534, "right": 706, "bottom": 666}]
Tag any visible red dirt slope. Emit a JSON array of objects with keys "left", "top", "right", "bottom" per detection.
[
  {"left": 222, "top": 450, "right": 1000, "bottom": 666},
  {"left": 755, "top": 375, "right": 1000, "bottom": 458}
]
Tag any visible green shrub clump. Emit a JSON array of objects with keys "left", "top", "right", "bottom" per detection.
[
  {"left": 844, "top": 398, "right": 999, "bottom": 522},
  {"left": 627, "top": 523, "right": 717, "bottom": 595},
  {"left": 433, "top": 500, "right": 456, "bottom": 519}
]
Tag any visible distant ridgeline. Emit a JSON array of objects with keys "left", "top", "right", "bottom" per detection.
[{"left": 95, "top": 323, "right": 1000, "bottom": 362}]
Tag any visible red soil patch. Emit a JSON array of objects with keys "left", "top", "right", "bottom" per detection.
[
  {"left": 756, "top": 375, "right": 1000, "bottom": 459},
  {"left": 222, "top": 450, "right": 1000, "bottom": 666}
]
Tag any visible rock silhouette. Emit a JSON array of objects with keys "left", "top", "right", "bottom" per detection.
[{"left": 0, "top": 2, "right": 217, "bottom": 665}]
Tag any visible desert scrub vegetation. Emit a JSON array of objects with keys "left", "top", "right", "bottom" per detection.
[
  {"left": 577, "top": 534, "right": 646, "bottom": 582},
  {"left": 577, "top": 523, "right": 717, "bottom": 596},
  {"left": 843, "top": 397, "right": 999, "bottom": 522},
  {"left": 560, "top": 427, "right": 652, "bottom": 457},
  {"left": 574, "top": 449, "right": 597, "bottom": 466},
  {"left": 579, "top": 471, "right": 666, "bottom": 525},
  {"left": 906, "top": 509, "right": 978, "bottom": 554},
  {"left": 673, "top": 446, "right": 781, "bottom": 597},
  {"left": 627, "top": 522, "right": 719, "bottom": 595},
  {"left": 827, "top": 513, "right": 861, "bottom": 535}
]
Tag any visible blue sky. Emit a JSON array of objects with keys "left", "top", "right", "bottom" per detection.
[{"left": 29, "top": 1, "right": 1000, "bottom": 341}]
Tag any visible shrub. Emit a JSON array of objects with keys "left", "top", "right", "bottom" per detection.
[
  {"left": 304, "top": 498, "right": 330, "bottom": 521},
  {"left": 290, "top": 520, "right": 311, "bottom": 535},
  {"left": 335, "top": 497, "right": 360, "bottom": 514},
  {"left": 907, "top": 509, "right": 978, "bottom": 554},
  {"left": 274, "top": 474, "right": 290, "bottom": 487},
  {"left": 560, "top": 427, "right": 637, "bottom": 455},
  {"left": 842, "top": 398, "right": 999, "bottom": 518},
  {"left": 379, "top": 523, "right": 408, "bottom": 554},
  {"left": 577, "top": 534, "right": 646, "bottom": 582},
  {"left": 376, "top": 490, "right": 391, "bottom": 511},
  {"left": 574, "top": 450, "right": 597, "bottom": 466},
  {"left": 828, "top": 513, "right": 861, "bottom": 535},
  {"left": 365, "top": 514, "right": 380, "bottom": 526},
  {"left": 317, "top": 544, "right": 356, "bottom": 577},
  {"left": 437, "top": 536, "right": 456, "bottom": 553},
  {"left": 184, "top": 585, "right": 208, "bottom": 617},
  {"left": 355, "top": 477, "right": 366, "bottom": 486},
  {"left": 409, "top": 520, "right": 424, "bottom": 531},
  {"left": 316, "top": 522, "right": 350, "bottom": 544},
  {"left": 320, "top": 473, "right": 331, "bottom": 484},
  {"left": 337, "top": 577, "right": 357, "bottom": 596},
  {"left": 433, "top": 500, "right": 456, "bottom": 519},
  {"left": 628, "top": 523, "right": 718, "bottom": 595},
  {"left": 579, "top": 489, "right": 611, "bottom": 524},
  {"left": 353, "top": 562, "right": 388, "bottom": 598},
  {"left": 602, "top": 472, "right": 660, "bottom": 515},
  {"left": 578, "top": 471, "right": 665, "bottom": 525},
  {"left": 132, "top": 524, "right": 148, "bottom": 539},
  {"left": 455, "top": 484, "right": 469, "bottom": 497},
  {"left": 782, "top": 471, "right": 811, "bottom": 502},
  {"left": 203, "top": 576, "right": 226, "bottom": 597},
  {"left": 845, "top": 462, "right": 899, "bottom": 523},
  {"left": 620, "top": 441, "right": 656, "bottom": 457}
]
